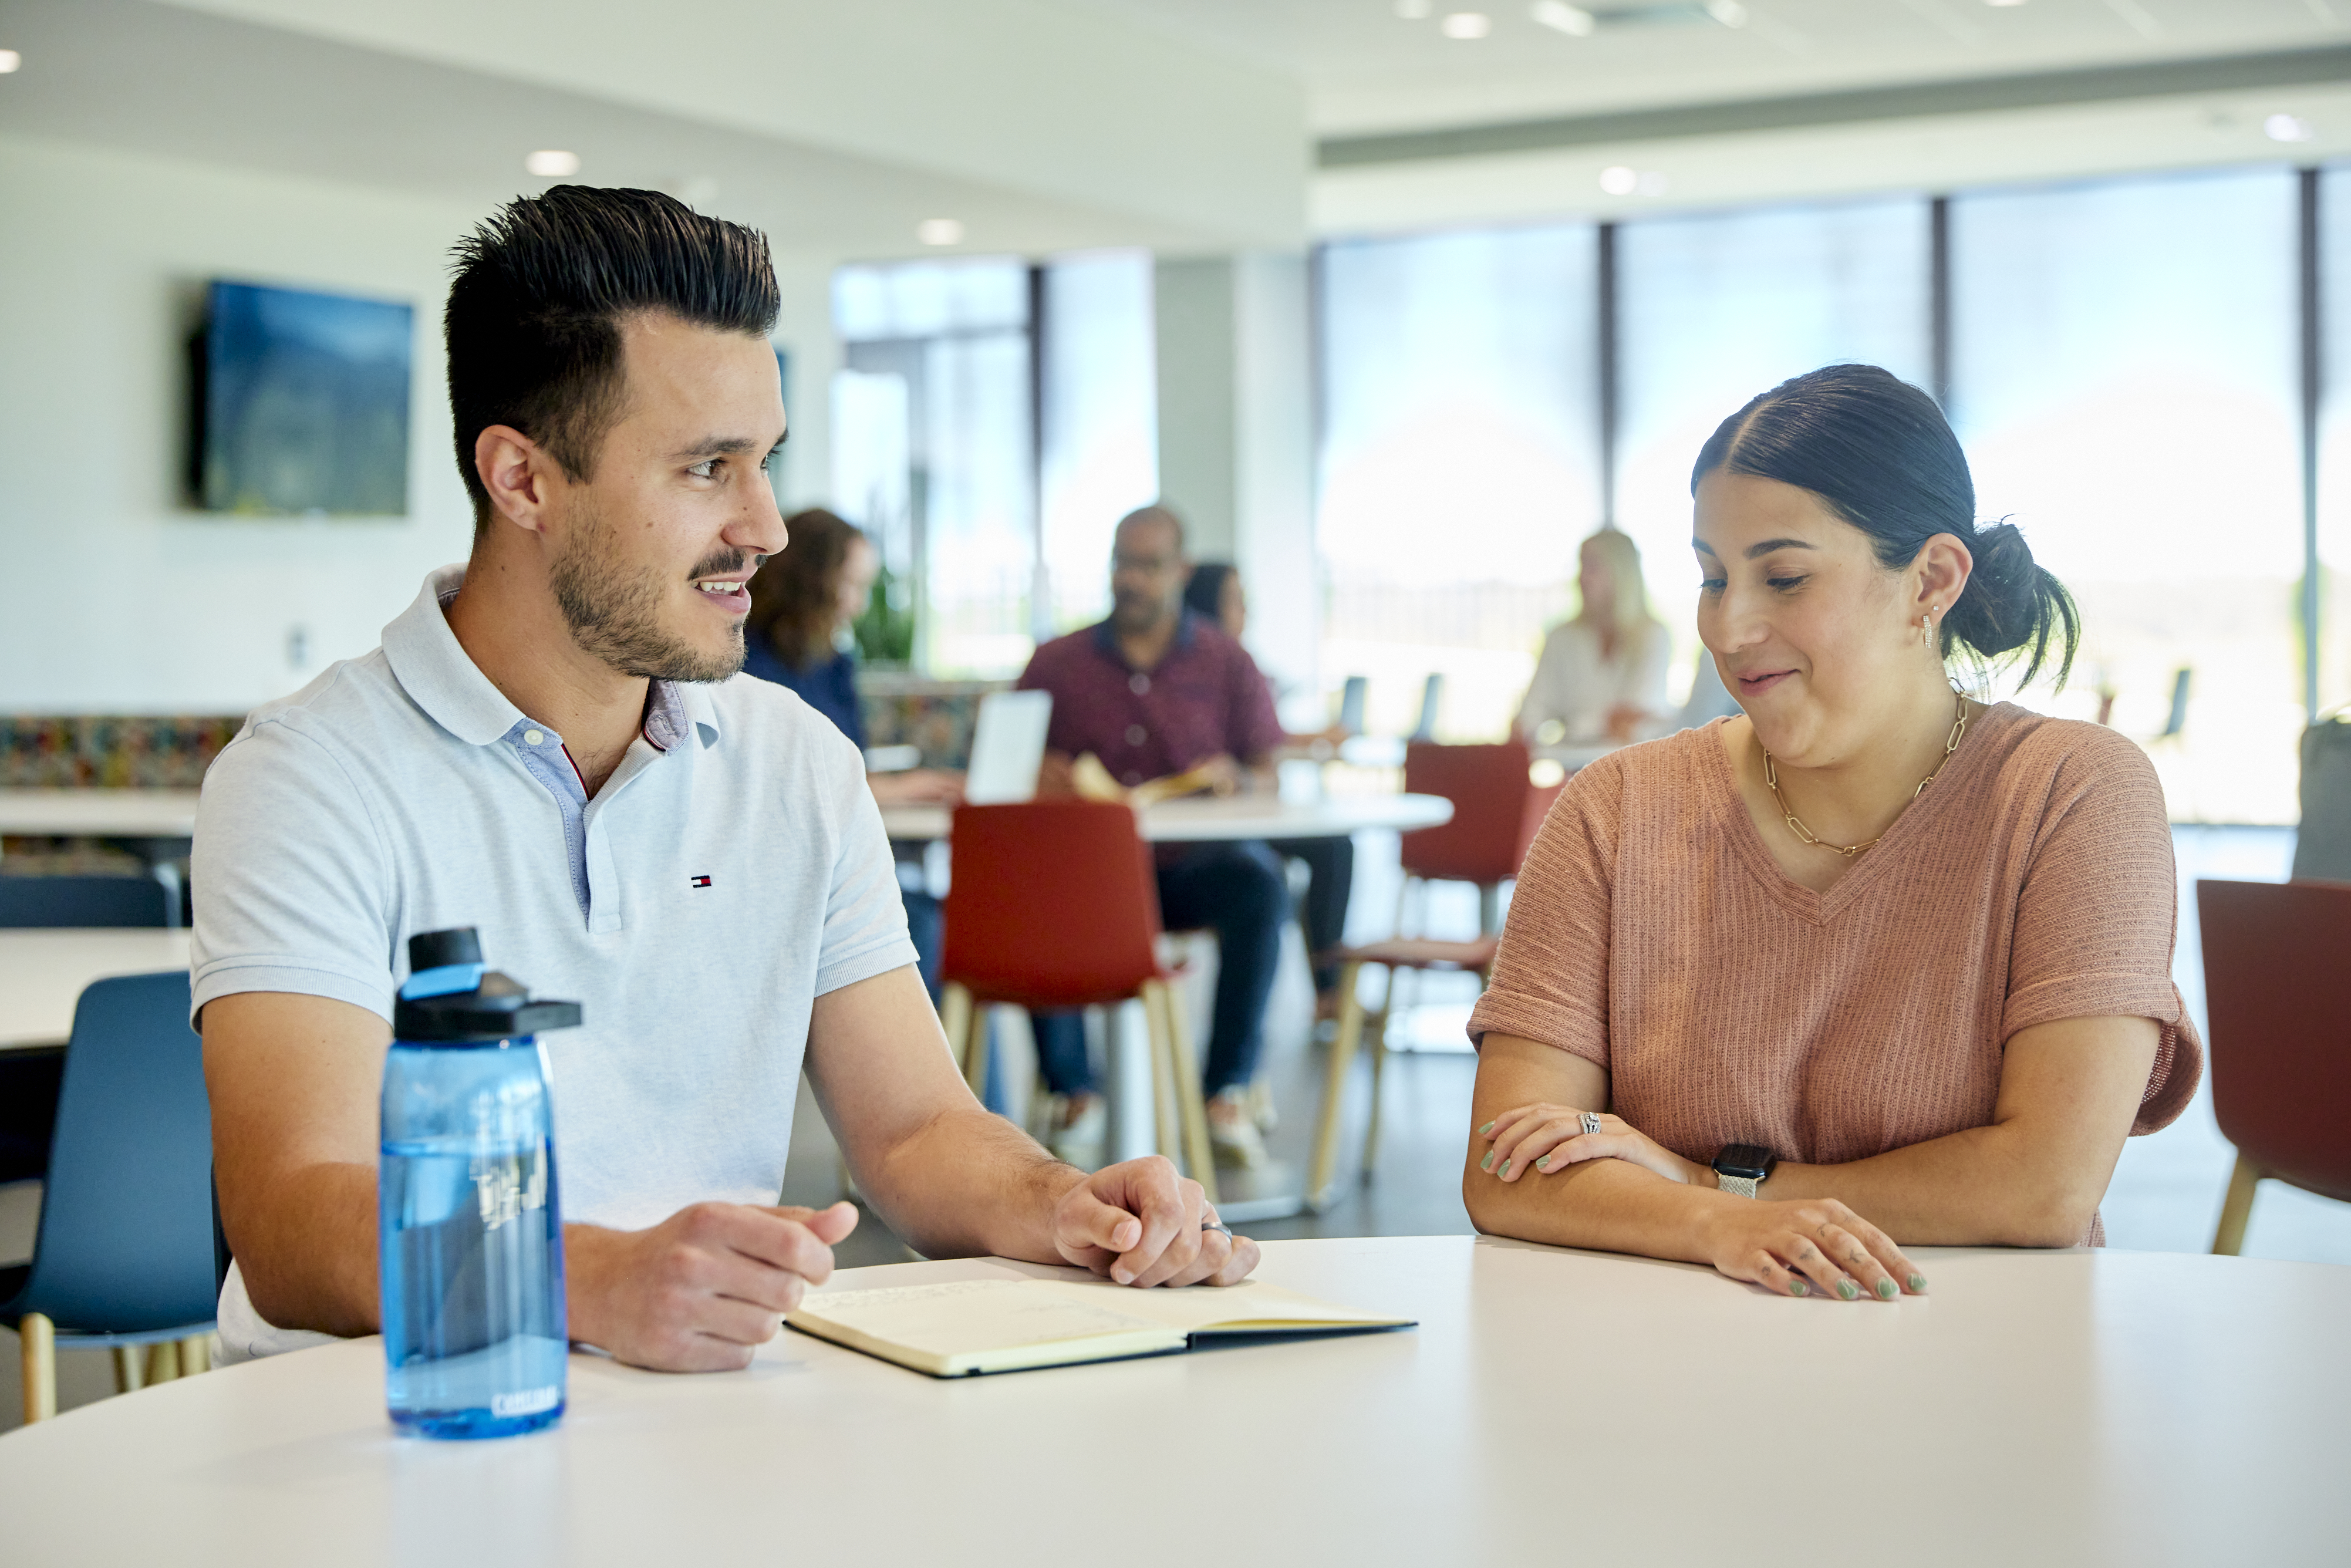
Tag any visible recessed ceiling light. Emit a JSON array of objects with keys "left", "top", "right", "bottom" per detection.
[
  {"left": 1441, "top": 12, "right": 1492, "bottom": 38},
  {"left": 0, "top": 49, "right": 21, "bottom": 73},
  {"left": 1395, "top": 0, "right": 1433, "bottom": 16},
  {"left": 1599, "top": 166, "right": 1640, "bottom": 195},
  {"left": 1705, "top": 0, "right": 1748, "bottom": 25},
  {"left": 525, "top": 150, "right": 581, "bottom": 178},
  {"left": 1530, "top": 3, "right": 1594, "bottom": 36},
  {"left": 917, "top": 218, "right": 965, "bottom": 247},
  {"left": 1983, "top": 0, "right": 2027, "bottom": 8},
  {"left": 2265, "top": 113, "right": 2315, "bottom": 143}
]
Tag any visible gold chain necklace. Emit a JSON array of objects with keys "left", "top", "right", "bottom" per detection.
[{"left": 1762, "top": 692, "right": 1969, "bottom": 859}]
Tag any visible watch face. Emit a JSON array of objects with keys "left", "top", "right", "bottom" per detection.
[{"left": 1714, "top": 1143, "right": 1775, "bottom": 1180}]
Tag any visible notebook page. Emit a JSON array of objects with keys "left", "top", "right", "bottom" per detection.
[
  {"left": 795, "top": 1277, "right": 1178, "bottom": 1360},
  {"left": 1027, "top": 1277, "right": 1412, "bottom": 1334}
]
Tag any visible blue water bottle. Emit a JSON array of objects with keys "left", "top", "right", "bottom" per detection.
[{"left": 380, "top": 927, "right": 579, "bottom": 1439}]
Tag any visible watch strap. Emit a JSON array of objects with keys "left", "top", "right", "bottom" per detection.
[{"left": 1716, "top": 1172, "right": 1760, "bottom": 1199}]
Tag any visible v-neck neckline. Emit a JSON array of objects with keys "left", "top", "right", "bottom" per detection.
[{"left": 1700, "top": 702, "right": 2016, "bottom": 926}]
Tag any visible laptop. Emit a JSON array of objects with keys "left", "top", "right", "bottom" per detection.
[{"left": 963, "top": 690, "right": 1053, "bottom": 805}]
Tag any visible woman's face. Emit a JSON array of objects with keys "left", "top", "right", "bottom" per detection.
[
  {"left": 1693, "top": 469, "right": 1959, "bottom": 767},
  {"left": 1577, "top": 542, "right": 1616, "bottom": 617},
  {"left": 1217, "top": 573, "right": 1247, "bottom": 640},
  {"left": 834, "top": 538, "right": 879, "bottom": 636}
]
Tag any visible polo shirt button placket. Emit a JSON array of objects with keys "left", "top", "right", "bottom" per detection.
[
  {"left": 1129, "top": 673, "right": 1150, "bottom": 695},
  {"left": 1126, "top": 724, "right": 1147, "bottom": 747}
]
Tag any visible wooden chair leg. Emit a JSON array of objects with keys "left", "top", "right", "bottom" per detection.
[
  {"left": 146, "top": 1338, "right": 182, "bottom": 1385},
  {"left": 1361, "top": 989, "right": 1392, "bottom": 1179},
  {"left": 1307, "top": 962, "right": 1369, "bottom": 1210},
  {"left": 962, "top": 1004, "right": 993, "bottom": 1099},
  {"left": 1159, "top": 980, "right": 1218, "bottom": 1207},
  {"left": 181, "top": 1333, "right": 212, "bottom": 1375},
  {"left": 113, "top": 1344, "right": 144, "bottom": 1395},
  {"left": 1141, "top": 984, "right": 1182, "bottom": 1164},
  {"left": 21, "top": 1311, "right": 55, "bottom": 1424},
  {"left": 940, "top": 982, "right": 974, "bottom": 1079},
  {"left": 2212, "top": 1153, "right": 2262, "bottom": 1256}
]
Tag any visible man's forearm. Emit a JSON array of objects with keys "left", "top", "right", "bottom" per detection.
[
  {"left": 854, "top": 1102, "right": 1086, "bottom": 1263},
  {"left": 230, "top": 1162, "right": 382, "bottom": 1337}
]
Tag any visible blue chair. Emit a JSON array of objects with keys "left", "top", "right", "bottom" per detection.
[
  {"left": 2, "top": 972, "right": 217, "bottom": 1423},
  {"left": 0, "top": 875, "right": 176, "bottom": 929}
]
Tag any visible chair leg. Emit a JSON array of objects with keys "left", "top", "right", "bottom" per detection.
[
  {"left": 1307, "top": 962, "right": 1369, "bottom": 1211},
  {"left": 940, "top": 982, "right": 974, "bottom": 1078},
  {"left": 181, "top": 1333, "right": 213, "bottom": 1376},
  {"left": 1361, "top": 992, "right": 1391, "bottom": 1179},
  {"left": 1141, "top": 984, "right": 1182, "bottom": 1164},
  {"left": 147, "top": 1338, "right": 183, "bottom": 1385},
  {"left": 113, "top": 1344, "right": 144, "bottom": 1395},
  {"left": 1159, "top": 980, "right": 1218, "bottom": 1208},
  {"left": 2212, "top": 1154, "right": 2262, "bottom": 1256},
  {"left": 21, "top": 1311, "right": 55, "bottom": 1424}
]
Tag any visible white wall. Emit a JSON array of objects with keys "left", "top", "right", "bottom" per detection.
[{"left": 0, "top": 134, "right": 850, "bottom": 715}]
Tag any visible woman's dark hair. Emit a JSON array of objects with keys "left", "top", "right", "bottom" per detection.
[
  {"left": 748, "top": 508, "right": 863, "bottom": 670},
  {"left": 1184, "top": 561, "right": 1237, "bottom": 624},
  {"left": 1691, "top": 364, "right": 2078, "bottom": 690},
  {"left": 445, "top": 185, "right": 780, "bottom": 532}
]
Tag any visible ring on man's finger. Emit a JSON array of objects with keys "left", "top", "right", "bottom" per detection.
[{"left": 1202, "top": 1217, "right": 1232, "bottom": 1237}]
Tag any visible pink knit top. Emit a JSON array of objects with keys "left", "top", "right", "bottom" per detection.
[{"left": 1468, "top": 704, "right": 2202, "bottom": 1218}]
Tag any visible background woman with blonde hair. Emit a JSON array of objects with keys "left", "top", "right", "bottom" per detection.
[{"left": 1517, "top": 527, "right": 1671, "bottom": 747}]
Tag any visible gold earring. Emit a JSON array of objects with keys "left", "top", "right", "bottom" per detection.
[{"left": 1920, "top": 611, "right": 1935, "bottom": 648}]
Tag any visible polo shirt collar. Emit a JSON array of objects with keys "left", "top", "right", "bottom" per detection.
[
  {"left": 382, "top": 566, "right": 724, "bottom": 751},
  {"left": 1090, "top": 609, "right": 1199, "bottom": 669}
]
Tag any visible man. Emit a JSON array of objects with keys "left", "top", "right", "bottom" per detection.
[
  {"left": 196, "top": 188, "right": 1254, "bottom": 1373},
  {"left": 1017, "top": 507, "right": 1290, "bottom": 1170}
]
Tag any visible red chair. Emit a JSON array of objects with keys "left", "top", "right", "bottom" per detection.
[
  {"left": 939, "top": 801, "right": 1217, "bottom": 1202},
  {"left": 1396, "top": 740, "right": 1558, "bottom": 936},
  {"left": 2197, "top": 878, "right": 2351, "bottom": 1253}
]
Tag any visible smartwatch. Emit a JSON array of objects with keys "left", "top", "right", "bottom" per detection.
[{"left": 1711, "top": 1143, "right": 1778, "bottom": 1199}]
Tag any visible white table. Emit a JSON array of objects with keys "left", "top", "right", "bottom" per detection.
[
  {"left": 0, "top": 929, "right": 193, "bottom": 1051},
  {"left": 879, "top": 791, "right": 1453, "bottom": 842},
  {"left": 0, "top": 790, "right": 202, "bottom": 839},
  {"left": 0, "top": 1237, "right": 2341, "bottom": 1565}
]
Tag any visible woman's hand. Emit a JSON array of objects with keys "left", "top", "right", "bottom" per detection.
[
  {"left": 1477, "top": 1104, "right": 1711, "bottom": 1188},
  {"left": 1695, "top": 1197, "right": 1925, "bottom": 1302}
]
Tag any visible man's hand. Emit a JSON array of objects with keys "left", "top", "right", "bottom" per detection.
[
  {"left": 566, "top": 1200, "right": 859, "bottom": 1371},
  {"left": 1051, "top": 1156, "right": 1259, "bottom": 1287}
]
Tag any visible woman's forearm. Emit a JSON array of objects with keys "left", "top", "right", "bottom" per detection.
[
  {"left": 1464, "top": 1151, "right": 1748, "bottom": 1263},
  {"left": 1750, "top": 1124, "right": 2092, "bottom": 1246}
]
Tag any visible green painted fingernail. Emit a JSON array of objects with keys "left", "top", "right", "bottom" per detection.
[
  {"left": 1535, "top": 1155, "right": 1551, "bottom": 1170},
  {"left": 1480, "top": 1151, "right": 1495, "bottom": 1172},
  {"left": 1500, "top": 1160, "right": 1513, "bottom": 1177},
  {"left": 1908, "top": 1274, "right": 1928, "bottom": 1293},
  {"left": 1837, "top": 1280, "right": 1859, "bottom": 1301},
  {"left": 1790, "top": 1280, "right": 1809, "bottom": 1296},
  {"left": 1478, "top": 1121, "right": 1495, "bottom": 1137},
  {"left": 1876, "top": 1278, "right": 1897, "bottom": 1300}
]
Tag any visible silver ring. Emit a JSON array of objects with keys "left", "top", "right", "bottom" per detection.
[
  {"left": 1202, "top": 1218, "right": 1232, "bottom": 1237},
  {"left": 1579, "top": 1111, "right": 1603, "bottom": 1137}
]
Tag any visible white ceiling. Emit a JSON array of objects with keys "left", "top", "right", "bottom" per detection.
[{"left": 1084, "top": 0, "right": 2349, "bottom": 134}]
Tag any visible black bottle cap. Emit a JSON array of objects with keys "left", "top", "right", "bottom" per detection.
[
  {"left": 407, "top": 927, "right": 483, "bottom": 973},
  {"left": 394, "top": 970, "right": 582, "bottom": 1044}
]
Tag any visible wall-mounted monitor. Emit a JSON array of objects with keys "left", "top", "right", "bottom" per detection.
[{"left": 194, "top": 279, "right": 411, "bottom": 517}]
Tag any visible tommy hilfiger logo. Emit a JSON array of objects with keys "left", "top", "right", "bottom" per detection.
[{"left": 690, "top": 875, "right": 713, "bottom": 888}]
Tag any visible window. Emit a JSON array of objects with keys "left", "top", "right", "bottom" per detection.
[
  {"left": 1950, "top": 168, "right": 2303, "bottom": 822},
  {"left": 2320, "top": 167, "right": 2351, "bottom": 717},
  {"left": 1615, "top": 200, "right": 1932, "bottom": 700},
  {"left": 1040, "top": 251, "right": 1159, "bottom": 635},
  {"left": 1317, "top": 224, "right": 1602, "bottom": 739}
]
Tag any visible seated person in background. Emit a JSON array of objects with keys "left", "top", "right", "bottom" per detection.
[
  {"left": 1517, "top": 528, "right": 1671, "bottom": 747},
  {"left": 1467, "top": 364, "right": 2201, "bottom": 1300},
  {"left": 1018, "top": 508, "right": 1288, "bottom": 1171},
  {"left": 1186, "top": 561, "right": 1354, "bottom": 1026},
  {"left": 741, "top": 505, "right": 960, "bottom": 992},
  {"left": 198, "top": 187, "right": 1255, "bottom": 1373}
]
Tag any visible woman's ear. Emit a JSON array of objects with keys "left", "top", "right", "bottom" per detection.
[{"left": 1914, "top": 532, "right": 1974, "bottom": 622}]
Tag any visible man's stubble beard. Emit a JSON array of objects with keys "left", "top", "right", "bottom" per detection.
[{"left": 549, "top": 495, "right": 747, "bottom": 683}]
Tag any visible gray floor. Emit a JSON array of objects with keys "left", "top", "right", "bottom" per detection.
[{"left": 4, "top": 825, "right": 2344, "bottom": 1432}]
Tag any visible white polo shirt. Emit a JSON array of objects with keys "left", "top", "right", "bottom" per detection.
[{"left": 193, "top": 566, "right": 918, "bottom": 1359}]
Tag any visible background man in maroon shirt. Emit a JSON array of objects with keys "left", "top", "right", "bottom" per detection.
[{"left": 1017, "top": 506, "right": 1289, "bottom": 1169}]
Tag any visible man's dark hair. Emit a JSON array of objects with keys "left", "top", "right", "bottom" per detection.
[{"left": 445, "top": 186, "right": 780, "bottom": 531}]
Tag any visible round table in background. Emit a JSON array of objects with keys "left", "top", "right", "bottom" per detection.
[
  {"left": 878, "top": 791, "right": 1453, "bottom": 843},
  {"left": 0, "top": 928, "right": 194, "bottom": 1051},
  {"left": 0, "top": 1237, "right": 2340, "bottom": 1566}
]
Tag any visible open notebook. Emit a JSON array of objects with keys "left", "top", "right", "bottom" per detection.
[{"left": 785, "top": 1274, "right": 1414, "bottom": 1377}]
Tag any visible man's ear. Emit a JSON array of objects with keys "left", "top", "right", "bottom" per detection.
[{"left": 474, "top": 424, "right": 558, "bottom": 536}]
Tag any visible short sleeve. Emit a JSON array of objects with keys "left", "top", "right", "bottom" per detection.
[
  {"left": 2000, "top": 731, "right": 2203, "bottom": 1134},
  {"left": 190, "top": 719, "right": 402, "bottom": 1025},
  {"left": 1463, "top": 757, "right": 1623, "bottom": 1067},
  {"left": 812, "top": 737, "right": 922, "bottom": 996},
  {"left": 1229, "top": 649, "right": 1284, "bottom": 764}
]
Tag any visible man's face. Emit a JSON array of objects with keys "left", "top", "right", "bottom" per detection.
[
  {"left": 545, "top": 313, "right": 788, "bottom": 682},
  {"left": 1109, "top": 517, "right": 1185, "bottom": 637}
]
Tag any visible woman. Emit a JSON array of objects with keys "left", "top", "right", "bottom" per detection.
[
  {"left": 744, "top": 508, "right": 960, "bottom": 989},
  {"left": 1465, "top": 365, "right": 2200, "bottom": 1302},
  {"left": 1184, "top": 562, "right": 1354, "bottom": 1020},
  {"left": 1517, "top": 528, "right": 1672, "bottom": 747}
]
